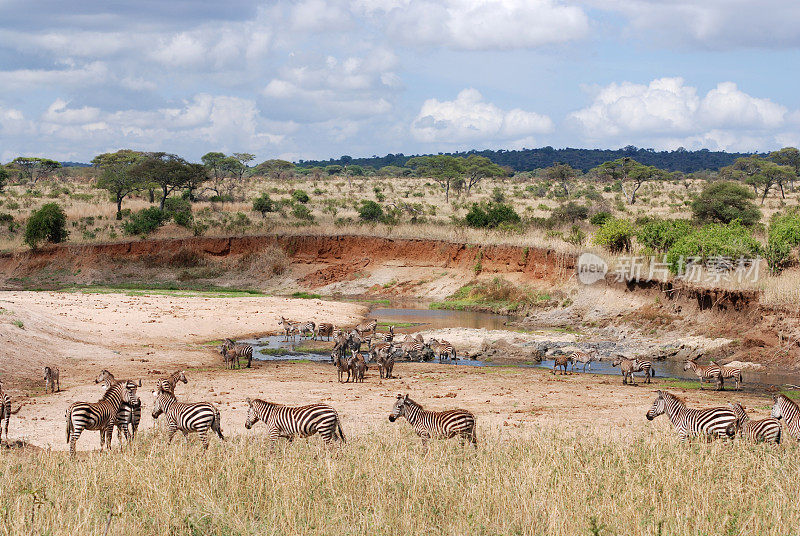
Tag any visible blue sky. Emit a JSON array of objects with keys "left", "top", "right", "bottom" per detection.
[{"left": 1, "top": 0, "right": 799, "bottom": 163}]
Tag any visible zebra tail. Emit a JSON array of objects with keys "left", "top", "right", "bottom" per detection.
[
  {"left": 66, "top": 414, "right": 73, "bottom": 444},
  {"left": 776, "top": 426, "right": 781, "bottom": 444},
  {"left": 336, "top": 418, "right": 346, "bottom": 443},
  {"left": 9, "top": 404, "right": 24, "bottom": 415},
  {"left": 725, "top": 422, "right": 736, "bottom": 439},
  {"left": 213, "top": 408, "right": 224, "bottom": 440}
]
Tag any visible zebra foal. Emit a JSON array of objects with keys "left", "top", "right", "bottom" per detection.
[
  {"left": 729, "top": 403, "right": 781, "bottom": 444},
  {"left": 220, "top": 338, "right": 254, "bottom": 368},
  {"left": 43, "top": 366, "right": 60, "bottom": 393},
  {"left": 66, "top": 379, "right": 140, "bottom": 455},
  {"left": 645, "top": 390, "right": 736, "bottom": 441},
  {"left": 157, "top": 370, "right": 189, "bottom": 394},
  {"left": 151, "top": 385, "right": 223, "bottom": 449},
  {"left": 389, "top": 393, "right": 477, "bottom": 447},
  {"left": 771, "top": 394, "right": 800, "bottom": 441},
  {"left": 710, "top": 360, "right": 743, "bottom": 390},
  {"left": 244, "top": 397, "right": 345, "bottom": 445}
]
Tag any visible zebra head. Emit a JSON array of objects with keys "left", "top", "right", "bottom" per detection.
[
  {"left": 43, "top": 366, "right": 51, "bottom": 380},
  {"left": 95, "top": 369, "right": 114, "bottom": 384},
  {"left": 771, "top": 395, "right": 784, "bottom": 420},
  {"left": 389, "top": 393, "right": 409, "bottom": 422},
  {"left": 611, "top": 357, "right": 622, "bottom": 367},
  {"left": 177, "top": 371, "right": 188, "bottom": 384},
  {"left": 244, "top": 398, "right": 260, "bottom": 429},
  {"left": 682, "top": 359, "right": 696, "bottom": 371},
  {"left": 151, "top": 385, "right": 171, "bottom": 419},
  {"left": 122, "top": 380, "right": 141, "bottom": 408},
  {"left": 646, "top": 391, "right": 666, "bottom": 421}
]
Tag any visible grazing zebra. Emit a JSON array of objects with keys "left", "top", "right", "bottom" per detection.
[
  {"left": 279, "top": 316, "right": 300, "bottom": 341},
  {"left": 632, "top": 358, "right": 654, "bottom": 383},
  {"left": 569, "top": 351, "right": 596, "bottom": 373},
  {"left": 645, "top": 390, "right": 736, "bottom": 441},
  {"left": 220, "top": 338, "right": 254, "bottom": 368},
  {"left": 157, "top": 370, "right": 189, "bottom": 394},
  {"left": 429, "top": 339, "right": 456, "bottom": 361},
  {"left": 348, "top": 350, "right": 367, "bottom": 383},
  {"left": 43, "top": 366, "right": 60, "bottom": 393},
  {"left": 354, "top": 318, "right": 378, "bottom": 338},
  {"left": 66, "top": 379, "right": 140, "bottom": 455},
  {"left": 771, "top": 394, "right": 800, "bottom": 441},
  {"left": 611, "top": 357, "right": 637, "bottom": 385},
  {"left": 151, "top": 385, "right": 223, "bottom": 449},
  {"left": 710, "top": 361, "right": 743, "bottom": 390},
  {"left": 0, "top": 380, "right": 22, "bottom": 446},
  {"left": 683, "top": 359, "right": 723, "bottom": 390},
  {"left": 244, "top": 397, "right": 345, "bottom": 444},
  {"left": 729, "top": 403, "right": 781, "bottom": 444},
  {"left": 552, "top": 353, "right": 572, "bottom": 375},
  {"left": 388, "top": 393, "right": 477, "bottom": 447},
  {"left": 316, "top": 322, "right": 335, "bottom": 341},
  {"left": 95, "top": 370, "right": 143, "bottom": 442},
  {"left": 399, "top": 340, "right": 428, "bottom": 362}
]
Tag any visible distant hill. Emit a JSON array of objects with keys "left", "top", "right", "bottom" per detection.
[
  {"left": 297, "top": 146, "right": 758, "bottom": 173},
  {"left": 60, "top": 161, "right": 91, "bottom": 168}
]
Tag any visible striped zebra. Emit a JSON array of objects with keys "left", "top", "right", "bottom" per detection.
[
  {"left": 632, "top": 358, "right": 654, "bottom": 383},
  {"left": 611, "top": 357, "right": 637, "bottom": 385},
  {"left": 220, "top": 338, "right": 254, "bottom": 368},
  {"left": 316, "top": 322, "right": 334, "bottom": 340},
  {"left": 151, "top": 385, "right": 223, "bottom": 449},
  {"left": 372, "top": 325, "right": 395, "bottom": 345},
  {"left": 729, "top": 403, "right": 781, "bottom": 444},
  {"left": 279, "top": 316, "right": 300, "bottom": 341},
  {"left": 645, "top": 390, "right": 736, "bottom": 441},
  {"left": 0, "top": 380, "right": 22, "bottom": 446},
  {"left": 771, "top": 394, "right": 800, "bottom": 441},
  {"left": 389, "top": 393, "right": 477, "bottom": 447},
  {"left": 66, "top": 379, "right": 140, "bottom": 455},
  {"left": 348, "top": 350, "right": 367, "bottom": 383},
  {"left": 710, "top": 361, "right": 743, "bottom": 390},
  {"left": 683, "top": 359, "right": 723, "bottom": 390},
  {"left": 244, "top": 397, "right": 345, "bottom": 445},
  {"left": 429, "top": 339, "right": 456, "bottom": 361},
  {"left": 331, "top": 347, "right": 350, "bottom": 383},
  {"left": 95, "top": 370, "right": 143, "bottom": 442},
  {"left": 354, "top": 318, "right": 378, "bottom": 338},
  {"left": 374, "top": 344, "right": 395, "bottom": 379},
  {"left": 157, "top": 370, "right": 188, "bottom": 394},
  {"left": 569, "top": 351, "right": 596, "bottom": 373},
  {"left": 399, "top": 340, "right": 428, "bottom": 362},
  {"left": 552, "top": 353, "right": 572, "bottom": 375},
  {"left": 43, "top": 366, "right": 60, "bottom": 393}
]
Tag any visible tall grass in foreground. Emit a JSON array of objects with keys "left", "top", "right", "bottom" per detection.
[{"left": 0, "top": 425, "right": 797, "bottom": 535}]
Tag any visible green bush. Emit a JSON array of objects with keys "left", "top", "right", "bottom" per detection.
[
  {"left": 123, "top": 207, "right": 168, "bottom": 236},
  {"left": 291, "top": 190, "right": 310, "bottom": 203},
  {"left": 465, "top": 203, "right": 521, "bottom": 229},
  {"left": 636, "top": 218, "right": 693, "bottom": 252},
  {"left": 589, "top": 212, "right": 612, "bottom": 226},
  {"left": 691, "top": 181, "right": 761, "bottom": 226},
  {"left": 0, "top": 166, "right": 8, "bottom": 191},
  {"left": 24, "top": 203, "right": 68, "bottom": 248},
  {"left": 358, "top": 200, "right": 384, "bottom": 222},
  {"left": 666, "top": 222, "right": 761, "bottom": 274},
  {"left": 766, "top": 211, "right": 800, "bottom": 273},
  {"left": 252, "top": 193, "right": 274, "bottom": 217},
  {"left": 593, "top": 218, "right": 633, "bottom": 253},
  {"left": 550, "top": 202, "right": 588, "bottom": 224},
  {"left": 163, "top": 197, "right": 193, "bottom": 228},
  {"left": 291, "top": 203, "right": 314, "bottom": 221}
]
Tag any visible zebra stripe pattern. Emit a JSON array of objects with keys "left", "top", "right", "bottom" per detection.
[
  {"left": 399, "top": 340, "right": 429, "bottom": 361},
  {"left": 771, "top": 394, "right": 800, "bottom": 441},
  {"left": 95, "top": 370, "right": 143, "bottom": 442},
  {"left": 151, "top": 385, "right": 223, "bottom": 449},
  {"left": 729, "top": 403, "right": 781, "bottom": 444},
  {"left": 683, "top": 360, "right": 723, "bottom": 390},
  {"left": 157, "top": 370, "right": 188, "bottom": 394},
  {"left": 221, "top": 338, "right": 254, "bottom": 368},
  {"left": 632, "top": 358, "right": 654, "bottom": 383},
  {"left": 43, "top": 366, "right": 60, "bottom": 393},
  {"left": 389, "top": 393, "right": 477, "bottom": 446},
  {"left": 354, "top": 318, "right": 378, "bottom": 338},
  {"left": 0, "top": 381, "right": 22, "bottom": 446},
  {"left": 429, "top": 339, "right": 456, "bottom": 361},
  {"left": 569, "top": 351, "right": 595, "bottom": 372},
  {"left": 66, "top": 379, "right": 140, "bottom": 455},
  {"left": 316, "top": 322, "right": 335, "bottom": 340},
  {"left": 244, "top": 397, "right": 345, "bottom": 444},
  {"left": 645, "top": 390, "right": 736, "bottom": 441},
  {"left": 711, "top": 361, "right": 743, "bottom": 390},
  {"left": 553, "top": 354, "right": 572, "bottom": 375}
]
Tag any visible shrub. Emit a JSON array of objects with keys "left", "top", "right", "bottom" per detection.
[
  {"left": 766, "top": 211, "right": 800, "bottom": 273},
  {"left": 252, "top": 193, "right": 274, "bottom": 217},
  {"left": 291, "top": 189, "right": 310, "bottom": 203},
  {"left": 491, "top": 188, "right": 506, "bottom": 203},
  {"left": 666, "top": 222, "right": 761, "bottom": 274},
  {"left": 123, "top": 207, "right": 168, "bottom": 236},
  {"left": 163, "top": 197, "right": 193, "bottom": 228},
  {"left": 691, "top": 181, "right": 761, "bottom": 226},
  {"left": 291, "top": 204, "right": 314, "bottom": 221},
  {"left": 550, "top": 202, "right": 589, "bottom": 225},
  {"left": 0, "top": 166, "right": 7, "bottom": 191},
  {"left": 589, "top": 212, "right": 612, "bottom": 226},
  {"left": 358, "top": 200, "right": 384, "bottom": 222},
  {"left": 636, "top": 218, "right": 694, "bottom": 252},
  {"left": 593, "top": 218, "right": 633, "bottom": 253},
  {"left": 24, "top": 203, "right": 68, "bottom": 248},
  {"left": 465, "top": 203, "right": 520, "bottom": 229}
]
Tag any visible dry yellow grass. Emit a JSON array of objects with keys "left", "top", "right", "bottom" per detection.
[{"left": 1, "top": 425, "right": 797, "bottom": 535}]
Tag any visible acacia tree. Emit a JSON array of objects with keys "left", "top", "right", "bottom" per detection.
[
  {"left": 769, "top": 147, "right": 800, "bottom": 190},
  {"left": 406, "top": 155, "right": 463, "bottom": 202},
  {"left": 92, "top": 149, "right": 145, "bottom": 218},
  {"left": 722, "top": 156, "right": 794, "bottom": 204},
  {"left": 131, "top": 153, "right": 199, "bottom": 209},
  {"left": 11, "top": 157, "right": 61, "bottom": 183},
  {"left": 625, "top": 163, "right": 665, "bottom": 205},
  {"left": 544, "top": 162, "right": 578, "bottom": 197},
  {"left": 463, "top": 155, "right": 506, "bottom": 196},
  {"left": 755, "top": 161, "right": 795, "bottom": 204}
]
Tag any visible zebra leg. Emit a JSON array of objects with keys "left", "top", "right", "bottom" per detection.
[
  {"left": 167, "top": 426, "right": 178, "bottom": 444},
  {"left": 199, "top": 429, "right": 209, "bottom": 449}
]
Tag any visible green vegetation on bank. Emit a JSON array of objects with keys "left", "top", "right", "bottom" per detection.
[{"left": 430, "top": 278, "right": 552, "bottom": 314}]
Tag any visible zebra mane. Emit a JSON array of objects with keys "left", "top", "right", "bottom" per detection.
[
  {"left": 662, "top": 391, "right": 686, "bottom": 406},
  {"left": 99, "top": 380, "right": 123, "bottom": 401}
]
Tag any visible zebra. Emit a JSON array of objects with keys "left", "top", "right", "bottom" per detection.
[
  {"left": 771, "top": 394, "right": 800, "bottom": 441},
  {"left": 348, "top": 350, "right": 367, "bottom": 383},
  {"left": 316, "top": 322, "right": 334, "bottom": 341},
  {"left": 388, "top": 393, "right": 477, "bottom": 447},
  {"left": 279, "top": 316, "right": 300, "bottom": 341},
  {"left": 569, "top": 351, "right": 596, "bottom": 373},
  {"left": 728, "top": 403, "right": 781, "bottom": 444},
  {"left": 151, "top": 384, "right": 223, "bottom": 449},
  {"left": 683, "top": 359, "right": 723, "bottom": 390},
  {"left": 354, "top": 318, "right": 378, "bottom": 339},
  {"left": 220, "top": 338, "right": 254, "bottom": 368},
  {"left": 157, "top": 370, "right": 189, "bottom": 394},
  {"left": 429, "top": 339, "right": 456, "bottom": 361},
  {"left": 552, "top": 353, "right": 572, "bottom": 375},
  {"left": 95, "top": 370, "right": 143, "bottom": 442},
  {"left": 0, "top": 380, "right": 23, "bottom": 446},
  {"left": 399, "top": 340, "right": 428, "bottom": 362},
  {"left": 710, "top": 360, "right": 743, "bottom": 390},
  {"left": 43, "top": 366, "right": 60, "bottom": 393},
  {"left": 66, "top": 379, "right": 140, "bottom": 455},
  {"left": 611, "top": 357, "right": 637, "bottom": 385},
  {"left": 372, "top": 325, "right": 394, "bottom": 344},
  {"left": 631, "top": 358, "right": 655, "bottom": 383},
  {"left": 346, "top": 330, "right": 364, "bottom": 353},
  {"left": 645, "top": 390, "right": 736, "bottom": 441},
  {"left": 374, "top": 344, "right": 395, "bottom": 379},
  {"left": 295, "top": 321, "right": 316, "bottom": 340},
  {"left": 244, "top": 397, "right": 345, "bottom": 445},
  {"left": 331, "top": 348, "right": 351, "bottom": 383}
]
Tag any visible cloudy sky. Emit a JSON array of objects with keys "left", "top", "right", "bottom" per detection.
[{"left": 1, "top": 0, "right": 799, "bottom": 163}]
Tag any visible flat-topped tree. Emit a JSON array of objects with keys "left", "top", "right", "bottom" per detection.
[
  {"left": 10, "top": 157, "right": 61, "bottom": 183},
  {"left": 722, "top": 156, "right": 795, "bottom": 204},
  {"left": 92, "top": 150, "right": 146, "bottom": 219},
  {"left": 544, "top": 162, "right": 578, "bottom": 197},
  {"left": 463, "top": 155, "right": 506, "bottom": 196},
  {"left": 406, "top": 155, "right": 463, "bottom": 202},
  {"left": 131, "top": 152, "right": 203, "bottom": 210},
  {"left": 769, "top": 147, "right": 800, "bottom": 190}
]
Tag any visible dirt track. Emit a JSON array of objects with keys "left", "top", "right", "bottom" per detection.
[{"left": 0, "top": 290, "right": 778, "bottom": 451}]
